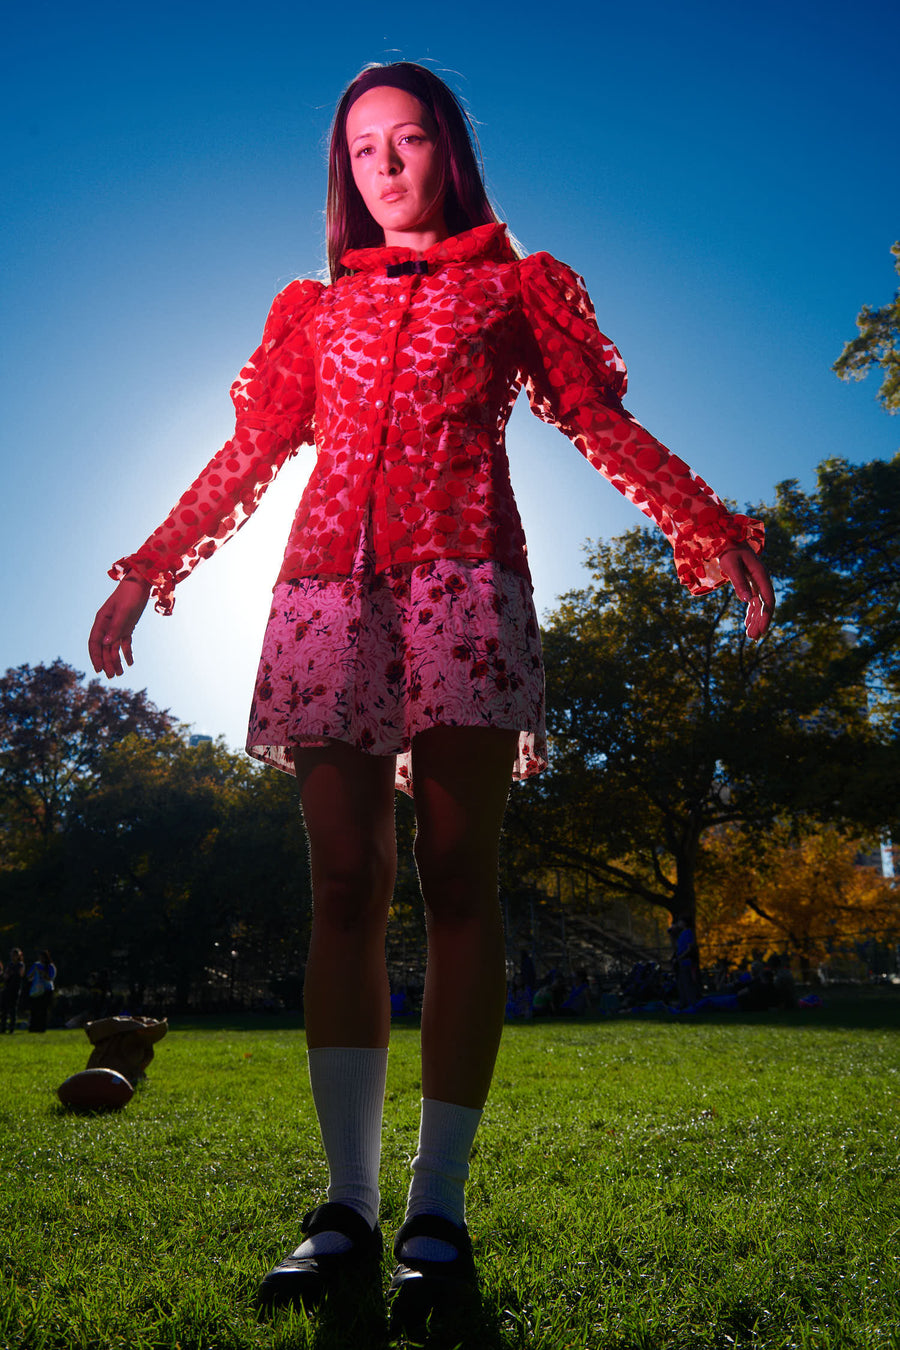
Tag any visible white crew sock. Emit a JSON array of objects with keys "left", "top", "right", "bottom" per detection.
[
  {"left": 401, "top": 1097, "right": 483, "bottom": 1263},
  {"left": 294, "top": 1046, "right": 388, "bottom": 1258}
]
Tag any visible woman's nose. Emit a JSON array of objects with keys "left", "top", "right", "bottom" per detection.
[{"left": 378, "top": 145, "right": 402, "bottom": 175}]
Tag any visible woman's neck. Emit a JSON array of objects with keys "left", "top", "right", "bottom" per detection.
[{"left": 382, "top": 222, "right": 450, "bottom": 253}]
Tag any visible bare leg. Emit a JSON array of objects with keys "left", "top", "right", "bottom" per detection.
[
  {"left": 294, "top": 741, "right": 397, "bottom": 1049},
  {"left": 258, "top": 741, "right": 397, "bottom": 1294},
  {"left": 411, "top": 726, "right": 518, "bottom": 1109}
]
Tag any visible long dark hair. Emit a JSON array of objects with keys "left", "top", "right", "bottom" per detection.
[{"left": 326, "top": 62, "right": 502, "bottom": 282}]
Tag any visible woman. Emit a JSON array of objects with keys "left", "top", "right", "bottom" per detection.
[
  {"left": 89, "top": 62, "right": 774, "bottom": 1329},
  {"left": 26, "top": 950, "right": 56, "bottom": 1033}
]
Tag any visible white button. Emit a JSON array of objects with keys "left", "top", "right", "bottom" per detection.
[
  {"left": 380, "top": 356, "right": 388, "bottom": 364},
  {"left": 365, "top": 453, "right": 373, "bottom": 461},
  {"left": 399, "top": 295, "right": 407, "bottom": 303},
  {"left": 375, "top": 399, "right": 384, "bottom": 408},
  {"left": 388, "top": 319, "right": 397, "bottom": 328}
]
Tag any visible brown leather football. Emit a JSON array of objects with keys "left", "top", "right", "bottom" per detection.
[{"left": 57, "top": 1068, "right": 135, "bottom": 1111}]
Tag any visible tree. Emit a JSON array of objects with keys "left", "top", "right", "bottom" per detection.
[
  {"left": 773, "top": 455, "right": 900, "bottom": 718},
  {"left": 504, "top": 518, "right": 880, "bottom": 937},
  {"left": 698, "top": 822, "right": 899, "bottom": 978},
  {"left": 767, "top": 456, "right": 900, "bottom": 855},
  {"left": 4, "top": 729, "right": 313, "bottom": 1008},
  {"left": 0, "top": 659, "right": 172, "bottom": 855},
  {"left": 833, "top": 242, "right": 900, "bottom": 413}
]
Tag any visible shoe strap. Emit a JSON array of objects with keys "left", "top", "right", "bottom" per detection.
[
  {"left": 301, "top": 1201, "right": 376, "bottom": 1247},
  {"left": 393, "top": 1213, "right": 472, "bottom": 1261}
]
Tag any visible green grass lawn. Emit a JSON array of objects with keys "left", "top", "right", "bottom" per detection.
[{"left": 1, "top": 996, "right": 898, "bottom": 1350}]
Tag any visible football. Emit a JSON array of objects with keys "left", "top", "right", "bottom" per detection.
[{"left": 57, "top": 1068, "right": 135, "bottom": 1111}]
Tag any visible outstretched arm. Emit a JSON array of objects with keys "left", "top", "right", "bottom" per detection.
[
  {"left": 109, "top": 277, "right": 322, "bottom": 617},
  {"left": 89, "top": 575, "right": 153, "bottom": 679},
  {"left": 518, "top": 254, "right": 767, "bottom": 596},
  {"left": 719, "top": 545, "right": 775, "bottom": 641}
]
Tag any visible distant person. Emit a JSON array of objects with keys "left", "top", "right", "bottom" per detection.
[
  {"left": 519, "top": 949, "right": 537, "bottom": 995},
  {"left": 768, "top": 955, "right": 797, "bottom": 1009},
  {"left": 505, "top": 978, "right": 532, "bottom": 1020},
  {"left": 89, "top": 968, "right": 114, "bottom": 1019},
  {"left": 670, "top": 917, "right": 701, "bottom": 1008},
  {"left": 532, "top": 981, "right": 556, "bottom": 1015},
  {"left": 561, "top": 968, "right": 592, "bottom": 1016},
  {"left": 1, "top": 948, "right": 25, "bottom": 1032},
  {"left": 87, "top": 58, "right": 774, "bottom": 1336},
  {"left": 26, "top": 950, "right": 56, "bottom": 1033}
]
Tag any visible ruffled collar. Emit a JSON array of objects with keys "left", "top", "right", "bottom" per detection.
[{"left": 341, "top": 222, "right": 514, "bottom": 273}]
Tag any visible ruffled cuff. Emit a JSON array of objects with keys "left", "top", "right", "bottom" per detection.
[
  {"left": 109, "top": 557, "right": 178, "bottom": 616},
  {"left": 672, "top": 512, "right": 766, "bottom": 595}
]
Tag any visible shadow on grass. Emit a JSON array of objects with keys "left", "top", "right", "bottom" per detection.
[
  {"left": 258, "top": 1280, "right": 389, "bottom": 1350},
  {"left": 388, "top": 1289, "right": 510, "bottom": 1350},
  {"left": 261, "top": 1284, "right": 509, "bottom": 1350}
]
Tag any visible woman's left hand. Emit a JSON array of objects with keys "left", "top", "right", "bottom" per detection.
[{"left": 719, "top": 545, "right": 775, "bottom": 641}]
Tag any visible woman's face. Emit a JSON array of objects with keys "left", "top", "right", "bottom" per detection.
[{"left": 346, "top": 85, "right": 447, "bottom": 248}]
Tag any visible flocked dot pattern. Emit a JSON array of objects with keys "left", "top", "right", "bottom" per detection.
[{"left": 112, "top": 224, "right": 763, "bottom": 614}]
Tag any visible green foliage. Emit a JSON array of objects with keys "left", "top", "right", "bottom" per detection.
[
  {"left": 1, "top": 1009, "right": 898, "bottom": 1348},
  {"left": 0, "top": 704, "right": 312, "bottom": 1004},
  {"left": 506, "top": 520, "right": 877, "bottom": 930},
  {"left": 833, "top": 242, "right": 900, "bottom": 413},
  {"left": 0, "top": 659, "right": 172, "bottom": 853},
  {"left": 54, "top": 732, "right": 311, "bottom": 1006},
  {"left": 774, "top": 454, "right": 900, "bottom": 691},
  {"left": 769, "top": 455, "right": 900, "bottom": 836}
]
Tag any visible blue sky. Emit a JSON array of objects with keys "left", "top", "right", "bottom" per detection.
[{"left": 3, "top": 0, "right": 898, "bottom": 749}]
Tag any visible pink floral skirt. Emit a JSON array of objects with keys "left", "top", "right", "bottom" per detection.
[{"left": 246, "top": 536, "right": 547, "bottom": 796}]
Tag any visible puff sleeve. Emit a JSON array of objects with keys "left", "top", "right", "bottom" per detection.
[
  {"left": 517, "top": 253, "right": 764, "bottom": 594},
  {"left": 111, "top": 278, "right": 323, "bottom": 615}
]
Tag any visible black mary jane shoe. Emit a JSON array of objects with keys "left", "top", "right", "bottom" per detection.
[
  {"left": 388, "top": 1213, "right": 478, "bottom": 1337},
  {"left": 256, "top": 1201, "right": 383, "bottom": 1312}
]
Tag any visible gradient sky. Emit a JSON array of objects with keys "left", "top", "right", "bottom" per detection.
[{"left": 3, "top": 0, "right": 898, "bottom": 750}]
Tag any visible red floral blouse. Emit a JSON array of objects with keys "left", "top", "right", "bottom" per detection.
[{"left": 113, "top": 223, "right": 763, "bottom": 614}]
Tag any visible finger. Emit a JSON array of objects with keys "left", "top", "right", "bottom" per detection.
[
  {"left": 107, "top": 635, "right": 124, "bottom": 679},
  {"left": 99, "top": 642, "right": 114, "bottom": 679},
  {"left": 754, "top": 601, "right": 773, "bottom": 638},
  {"left": 746, "top": 593, "right": 772, "bottom": 641},
  {"left": 95, "top": 630, "right": 125, "bottom": 679},
  {"left": 88, "top": 622, "right": 108, "bottom": 674},
  {"left": 745, "top": 574, "right": 775, "bottom": 640},
  {"left": 745, "top": 553, "right": 776, "bottom": 614}
]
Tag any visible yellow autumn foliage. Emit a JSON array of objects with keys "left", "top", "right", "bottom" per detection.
[{"left": 698, "top": 823, "right": 898, "bottom": 970}]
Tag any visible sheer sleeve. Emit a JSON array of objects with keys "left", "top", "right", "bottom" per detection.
[
  {"left": 517, "top": 252, "right": 764, "bottom": 594},
  {"left": 111, "top": 278, "right": 323, "bottom": 615}
]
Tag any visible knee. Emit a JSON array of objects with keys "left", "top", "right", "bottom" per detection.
[
  {"left": 311, "top": 849, "right": 395, "bottom": 937},
  {"left": 414, "top": 835, "right": 499, "bottom": 927}
]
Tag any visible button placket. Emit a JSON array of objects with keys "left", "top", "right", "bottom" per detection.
[{"left": 369, "top": 279, "right": 414, "bottom": 560}]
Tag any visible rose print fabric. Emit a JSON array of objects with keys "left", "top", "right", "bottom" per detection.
[
  {"left": 246, "top": 527, "right": 546, "bottom": 797},
  {"left": 113, "top": 224, "right": 764, "bottom": 616}
]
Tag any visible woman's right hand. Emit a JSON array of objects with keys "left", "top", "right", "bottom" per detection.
[{"left": 89, "top": 575, "right": 153, "bottom": 679}]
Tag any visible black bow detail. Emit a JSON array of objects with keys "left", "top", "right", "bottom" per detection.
[{"left": 386, "top": 261, "right": 430, "bottom": 277}]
